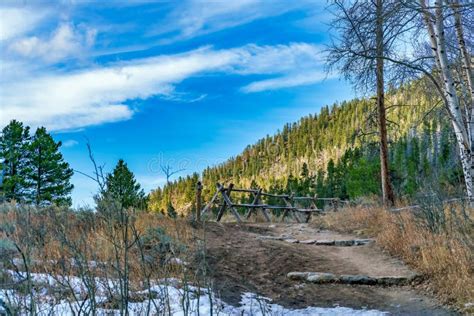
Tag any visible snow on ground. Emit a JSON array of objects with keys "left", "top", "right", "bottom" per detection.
[{"left": 0, "top": 271, "right": 387, "bottom": 315}]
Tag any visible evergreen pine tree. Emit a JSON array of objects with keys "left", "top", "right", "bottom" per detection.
[
  {"left": 166, "top": 201, "right": 177, "bottom": 218},
  {"left": 99, "top": 159, "right": 145, "bottom": 209},
  {"left": 326, "top": 159, "right": 337, "bottom": 198},
  {"left": 0, "top": 120, "right": 30, "bottom": 202},
  {"left": 25, "top": 127, "right": 74, "bottom": 206},
  {"left": 299, "top": 162, "right": 311, "bottom": 195}
]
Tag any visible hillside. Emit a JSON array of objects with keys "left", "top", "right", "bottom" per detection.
[{"left": 148, "top": 81, "right": 461, "bottom": 215}]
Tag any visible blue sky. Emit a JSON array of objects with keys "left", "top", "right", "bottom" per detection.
[{"left": 0, "top": 1, "right": 355, "bottom": 207}]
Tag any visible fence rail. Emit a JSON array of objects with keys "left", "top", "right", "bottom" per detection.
[{"left": 198, "top": 183, "right": 347, "bottom": 223}]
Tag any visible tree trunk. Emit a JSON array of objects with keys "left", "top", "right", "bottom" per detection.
[
  {"left": 435, "top": 1, "right": 474, "bottom": 201},
  {"left": 196, "top": 181, "right": 202, "bottom": 221},
  {"left": 423, "top": 0, "right": 474, "bottom": 202},
  {"left": 450, "top": 0, "right": 474, "bottom": 201},
  {"left": 36, "top": 147, "right": 41, "bottom": 206},
  {"left": 450, "top": 0, "right": 474, "bottom": 107},
  {"left": 376, "top": 0, "right": 395, "bottom": 207}
]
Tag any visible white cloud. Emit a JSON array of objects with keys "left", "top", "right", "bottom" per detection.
[
  {"left": 242, "top": 71, "right": 329, "bottom": 93},
  {"left": 173, "top": 0, "right": 259, "bottom": 37},
  {"left": 0, "top": 47, "right": 234, "bottom": 130},
  {"left": 1, "top": 43, "right": 325, "bottom": 131},
  {"left": 232, "top": 43, "right": 328, "bottom": 93},
  {"left": 230, "top": 43, "right": 324, "bottom": 74},
  {"left": 150, "top": 0, "right": 313, "bottom": 42},
  {"left": 0, "top": 7, "right": 50, "bottom": 41},
  {"left": 62, "top": 139, "right": 79, "bottom": 148},
  {"left": 8, "top": 23, "right": 97, "bottom": 63}
]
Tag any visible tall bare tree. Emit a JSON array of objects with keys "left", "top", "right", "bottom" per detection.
[
  {"left": 376, "top": 0, "right": 396, "bottom": 206},
  {"left": 329, "top": 0, "right": 474, "bottom": 202},
  {"left": 328, "top": 0, "right": 402, "bottom": 206}
]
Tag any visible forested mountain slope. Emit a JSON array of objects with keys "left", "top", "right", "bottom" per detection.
[{"left": 149, "top": 81, "right": 461, "bottom": 215}]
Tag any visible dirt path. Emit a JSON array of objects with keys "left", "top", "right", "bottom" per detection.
[{"left": 203, "top": 222, "right": 456, "bottom": 315}]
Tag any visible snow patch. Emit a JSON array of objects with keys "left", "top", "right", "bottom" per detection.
[{"left": 0, "top": 271, "right": 387, "bottom": 315}]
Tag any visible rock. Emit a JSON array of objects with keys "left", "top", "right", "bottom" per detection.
[
  {"left": 299, "top": 239, "right": 317, "bottom": 244},
  {"left": 257, "top": 235, "right": 282, "bottom": 240},
  {"left": 306, "top": 272, "right": 337, "bottom": 283},
  {"left": 289, "top": 271, "right": 420, "bottom": 287},
  {"left": 334, "top": 240, "right": 355, "bottom": 246},
  {"left": 376, "top": 276, "right": 410, "bottom": 286},
  {"left": 354, "top": 239, "right": 374, "bottom": 245},
  {"left": 339, "top": 274, "right": 377, "bottom": 285},
  {"left": 284, "top": 238, "right": 299, "bottom": 243},
  {"left": 287, "top": 272, "right": 310, "bottom": 280},
  {"left": 315, "top": 240, "right": 335, "bottom": 246}
]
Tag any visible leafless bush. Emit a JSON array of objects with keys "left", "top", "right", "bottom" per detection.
[{"left": 0, "top": 201, "right": 215, "bottom": 315}]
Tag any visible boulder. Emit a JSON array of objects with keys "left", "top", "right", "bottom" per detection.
[
  {"left": 257, "top": 235, "right": 282, "bottom": 240},
  {"left": 306, "top": 272, "right": 337, "bottom": 283},
  {"left": 287, "top": 272, "right": 310, "bottom": 280},
  {"left": 315, "top": 240, "right": 335, "bottom": 246},
  {"left": 339, "top": 274, "right": 377, "bottom": 285},
  {"left": 299, "top": 239, "right": 317, "bottom": 244},
  {"left": 354, "top": 239, "right": 374, "bottom": 245},
  {"left": 376, "top": 276, "right": 410, "bottom": 286},
  {"left": 334, "top": 240, "right": 355, "bottom": 246}
]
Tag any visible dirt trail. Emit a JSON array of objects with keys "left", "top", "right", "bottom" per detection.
[{"left": 203, "top": 222, "right": 456, "bottom": 315}]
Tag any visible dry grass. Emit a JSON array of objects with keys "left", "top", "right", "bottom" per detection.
[
  {"left": 0, "top": 203, "right": 202, "bottom": 294},
  {"left": 313, "top": 204, "right": 474, "bottom": 313}
]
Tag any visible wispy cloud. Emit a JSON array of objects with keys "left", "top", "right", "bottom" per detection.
[
  {"left": 8, "top": 23, "right": 97, "bottom": 63},
  {"left": 242, "top": 71, "right": 329, "bottom": 93},
  {"left": 1, "top": 43, "right": 325, "bottom": 131},
  {"left": 233, "top": 43, "right": 328, "bottom": 93},
  {"left": 0, "top": 3, "right": 329, "bottom": 132},
  {"left": 62, "top": 139, "right": 79, "bottom": 148},
  {"left": 148, "top": 0, "right": 314, "bottom": 43},
  {"left": 230, "top": 43, "right": 324, "bottom": 74},
  {"left": 1, "top": 46, "right": 235, "bottom": 130},
  {"left": 0, "top": 7, "right": 51, "bottom": 41}
]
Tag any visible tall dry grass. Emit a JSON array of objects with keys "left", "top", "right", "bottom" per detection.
[
  {"left": 314, "top": 203, "right": 473, "bottom": 313},
  {"left": 0, "top": 202, "right": 210, "bottom": 314}
]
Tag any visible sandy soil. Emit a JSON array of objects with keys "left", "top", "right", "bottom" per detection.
[{"left": 201, "top": 222, "right": 457, "bottom": 315}]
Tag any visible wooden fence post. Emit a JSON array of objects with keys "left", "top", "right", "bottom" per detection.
[
  {"left": 196, "top": 181, "right": 203, "bottom": 222},
  {"left": 216, "top": 183, "right": 241, "bottom": 223}
]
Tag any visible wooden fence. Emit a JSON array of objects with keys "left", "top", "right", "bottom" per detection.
[{"left": 197, "top": 182, "right": 347, "bottom": 223}]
